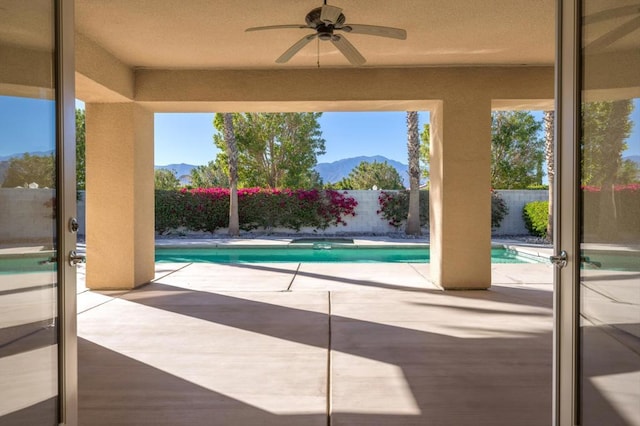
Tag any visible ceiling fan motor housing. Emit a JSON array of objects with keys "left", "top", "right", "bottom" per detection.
[
  {"left": 306, "top": 7, "right": 346, "bottom": 41},
  {"left": 306, "top": 7, "right": 346, "bottom": 27}
]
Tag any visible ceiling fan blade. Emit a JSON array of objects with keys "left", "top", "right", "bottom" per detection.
[
  {"left": 246, "top": 24, "right": 309, "bottom": 32},
  {"left": 276, "top": 34, "right": 317, "bottom": 63},
  {"left": 583, "top": 4, "right": 640, "bottom": 25},
  {"left": 340, "top": 24, "right": 407, "bottom": 40},
  {"left": 331, "top": 35, "right": 366, "bottom": 65},
  {"left": 585, "top": 15, "right": 640, "bottom": 51},
  {"left": 321, "top": 5, "right": 343, "bottom": 24}
]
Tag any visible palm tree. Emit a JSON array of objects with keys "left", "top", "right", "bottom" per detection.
[
  {"left": 406, "top": 111, "right": 421, "bottom": 235},
  {"left": 543, "top": 110, "right": 554, "bottom": 240},
  {"left": 224, "top": 113, "right": 239, "bottom": 236}
]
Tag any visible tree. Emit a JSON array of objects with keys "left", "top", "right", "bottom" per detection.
[
  {"left": 76, "top": 108, "right": 86, "bottom": 190},
  {"left": 213, "top": 112, "right": 325, "bottom": 188},
  {"left": 190, "top": 160, "right": 229, "bottom": 188},
  {"left": 581, "top": 100, "right": 634, "bottom": 186},
  {"left": 154, "top": 169, "right": 180, "bottom": 190},
  {"left": 337, "top": 161, "right": 404, "bottom": 190},
  {"left": 223, "top": 113, "right": 239, "bottom": 237},
  {"left": 406, "top": 111, "right": 421, "bottom": 235},
  {"left": 3, "top": 153, "right": 55, "bottom": 188},
  {"left": 491, "top": 111, "right": 544, "bottom": 189},
  {"left": 581, "top": 99, "right": 635, "bottom": 238},
  {"left": 618, "top": 158, "right": 640, "bottom": 183},
  {"left": 543, "top": 110, "right": 554, "bottom": 240},
  {"left": 419, "top": 123, "right": 430, "bottom": 181}
]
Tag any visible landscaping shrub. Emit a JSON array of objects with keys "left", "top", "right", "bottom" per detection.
[
  {"left": 155, "top": 190, "right": 185, "bottom": 234},
  {"left": 491, "top": 189, "right": 509, "bottom": 230},
  {"left": 377, "top": 190, "right": 429, "bottom": 228},
  {"left": 522, "top": 200, "right": 549, "bottom": 238},
  {"left": 377, "top": 190, "right": 508, "bottom": 230},
  {"left": 182, "top": 187, "right": 229, "bottom": 233},
  {"left": 155, "top": 188, "right": 358, "bottom": 234}
]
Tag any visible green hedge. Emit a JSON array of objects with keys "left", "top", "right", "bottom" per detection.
[
  {"left": 523, "top": 200, "right": 549, "bottom": 238},
  {"left": 155, "top": 187, "right": 358, "bottom": 234},
  {"left": 377, "top": 190, "right": 509, "bottom": 230}
]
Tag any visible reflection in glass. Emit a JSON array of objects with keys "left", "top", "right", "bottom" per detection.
[
  {"left": 580, "top": 2, "right": 640, "bottom": 425},
  {"left": 0, "top": 0, "right": 59, "bottom": 424}
]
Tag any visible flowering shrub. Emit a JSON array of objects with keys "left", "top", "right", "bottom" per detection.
[
  {"left": 491, "top": 189, "right": 509, "bottom": 229},
  {"left": 155, "top": 188, "right": 358, "bottom": 234},
  {"left": 376, "top": 189, "right": 508, "bottom": 230},
  {"left": 376, "top": 190, "right": 429, "bottom": 228},
  {"left": 182, "top": 187, "right": 230, "bottom": 233}
]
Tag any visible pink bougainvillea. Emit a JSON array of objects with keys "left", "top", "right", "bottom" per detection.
[{"left": 156, "top": 187, "right": 358, "bottom": 234}]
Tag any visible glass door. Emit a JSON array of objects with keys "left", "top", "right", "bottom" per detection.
[
  {"left": 556, "top": 1, "right": 640, "bottom": 424},
  {"left": 579, "top": 1, "right": 640, "bottom": 425},
  {"left": 0, "top": 0, "right": 76, "bottom": 424}
]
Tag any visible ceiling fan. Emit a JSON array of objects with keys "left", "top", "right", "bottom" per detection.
[{"left": 245, "top": 0, "right": 407, "bottom": 66}]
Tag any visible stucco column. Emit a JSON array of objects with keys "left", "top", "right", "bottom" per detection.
[
  {"left": 429, "top": 98, "right": 492, "bottom": 289},
  {"left": 85, "top": 103, "right": 155, "bottom": 289}
]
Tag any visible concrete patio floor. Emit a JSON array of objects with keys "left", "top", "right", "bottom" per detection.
[{"left": 76, "top": 251, "right": 554, "bottom": 426}]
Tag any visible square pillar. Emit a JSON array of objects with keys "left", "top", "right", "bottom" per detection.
[
  {"left": 85, "top": 103, "right": 155, "bottom": 289},
  {"left": 430, "top": 99, "right": 492, "bottom": 289}
]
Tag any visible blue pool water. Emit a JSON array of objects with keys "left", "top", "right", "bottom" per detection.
[{"left": 155, "top": 246, "right": 542, "bottom": 264}]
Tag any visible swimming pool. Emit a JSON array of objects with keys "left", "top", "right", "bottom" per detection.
[{"left": 155, "top": 246, "right": 544, "bottom": 264}]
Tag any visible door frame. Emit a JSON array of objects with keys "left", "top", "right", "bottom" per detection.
[
  {"left": 554, "top": 0, "right": 581, "bottom": 424},
  {"left": 56, "top": 0, "right": 78, "bottom": 425}
]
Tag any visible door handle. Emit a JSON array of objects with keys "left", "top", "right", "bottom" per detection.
[
  {"left": 550, "top": 250, "right": 568, "bottom": 268},
  {"left": 69, "top": 250, "right": 86, "bottom": 267}
]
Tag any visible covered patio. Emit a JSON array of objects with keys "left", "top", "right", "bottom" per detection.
[
  {"left": 69, "top": 0, "right": 555, "bottom": 291},
  {"left": 76, "top": 241, "right": 554, "bottom": 425}
]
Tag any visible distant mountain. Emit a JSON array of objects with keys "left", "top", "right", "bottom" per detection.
[
  {"left": 155, "top": 163, "right": 196, "bottom": 177},
  {"left": 155, "top": 163, "right": 197, "bottom": 185},
  {"left": 0, "top": 150, "right": 54, "bottom": 162},
  {"left": 314, "top": 155, "right": 409, "bottom": 187}
]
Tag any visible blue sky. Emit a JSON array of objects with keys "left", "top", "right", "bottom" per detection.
[
  {"left": 108, "top": 104, "right": 640, "bottom": 166},
  {"left": 0, "top": 96, "right": 56, "bottom": 157},
  {"left": 154, "top": 111, "right": 431, "bottom": 165},
  {"left": 1, "top": 96, "right": 639, "bottom": 166}
]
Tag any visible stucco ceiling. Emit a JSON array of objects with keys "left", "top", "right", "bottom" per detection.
[{"left": 74, "top": 0, "right": 558, "bottom": 69}]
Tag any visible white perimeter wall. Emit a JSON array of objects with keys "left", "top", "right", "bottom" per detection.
[
  {"left": 0, "top": 189, "right": 547, "bottom": 241},
  {"left": 0, "top": 188, "right": 56, "bottom": 244}
]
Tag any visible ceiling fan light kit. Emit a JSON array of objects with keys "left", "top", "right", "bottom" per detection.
[{"left": 245, "top": 1, "right": 407, "bottom": 66}]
